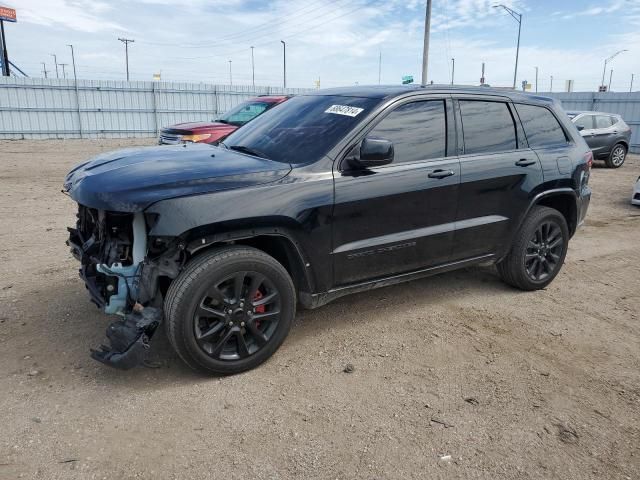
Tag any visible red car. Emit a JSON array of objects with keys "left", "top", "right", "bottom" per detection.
[{"left": 159, "top": 95, "right": 289, "bottom": 145}]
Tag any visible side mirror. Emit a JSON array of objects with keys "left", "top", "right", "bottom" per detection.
[
  {"left": 354, "top": 137, "right": 394, "bottom": 168},
  {"left": 576, "top": 125, "right": 585, "bottom": 131}
]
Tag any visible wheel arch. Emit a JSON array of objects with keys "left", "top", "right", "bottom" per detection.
[
  {"left": 182, "top": 226, "right": 315, "bottom": 298},
  {"left": 526, "top": 188, "right": 578, "bottom": 237}
]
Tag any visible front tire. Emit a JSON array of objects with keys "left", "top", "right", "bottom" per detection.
[
  {"left": 497, "top": 206, "right": 569, "bottom": 291},
  {"left": 164, "top": 246, "right": 296, "bottom": 375},
  {"left": 605, "top": 143, "right": 626, "bottom": 168}
]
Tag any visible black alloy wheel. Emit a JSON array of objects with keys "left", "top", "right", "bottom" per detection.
[
  {"left": 524, "top": 221, "right": 564, "bottom": 282},
  {"left": 497, "top": 206, "right": 569, "bottom": 291},
  {"left": 164, "top": 246, "right": 296, "bottom": 375},
  {"left": 194, "top": 271, "right": 281, "bottom": 360}
]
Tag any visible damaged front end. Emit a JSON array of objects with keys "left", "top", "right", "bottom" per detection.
[{"left": 67, "top": 205, "right": 182, "bottom": 369}]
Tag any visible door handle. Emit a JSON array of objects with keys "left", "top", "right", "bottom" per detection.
[
  {"left": 515, "top": 159, "right": 536, "bottom": 167},
  {"left": 428, "top": 169, "right": 455, "bottom": 179}
]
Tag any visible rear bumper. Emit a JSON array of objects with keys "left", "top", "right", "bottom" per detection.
[{"left": 577, "top": 185, "right": 591, "bottom": 227}]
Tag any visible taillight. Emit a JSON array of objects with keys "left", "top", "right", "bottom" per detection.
[{"left": 584, "top": 151, "right": 593, "bottom": 170}]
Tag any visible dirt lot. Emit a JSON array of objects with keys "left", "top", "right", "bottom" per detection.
[{"left": 1, "top": 139, "right": 639, "bottom": 480}]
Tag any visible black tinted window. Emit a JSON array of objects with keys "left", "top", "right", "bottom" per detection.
[
  {"left": 368, "top": 100, "right": 446, "bottom": 164},
  {"left": 574, "top": 114, "right": 593, "bottom": 130},
  {"left": 459, "top": 101, "right": 517, "bottom": 154},
  {"left": 515, "top": 104, "right": 568, "bottom": 148}
]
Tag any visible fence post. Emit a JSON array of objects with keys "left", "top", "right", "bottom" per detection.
[
  {"left": 214, "top": 85, "right": 218, "bottom": 117},
  {"left": 74, "top": 79, "right": 83, "bottom": 139},
  {"left": 152, "top": 81, "right": 158, "bottom": 136}
]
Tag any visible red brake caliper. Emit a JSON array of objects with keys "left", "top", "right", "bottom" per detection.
[{"left": 253, "top": 290, "right": 266, "bottom": 327}]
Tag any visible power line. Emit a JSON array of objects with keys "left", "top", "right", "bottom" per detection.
[{"left": 137, "top": 0, "right": 347, "bottom": 49}]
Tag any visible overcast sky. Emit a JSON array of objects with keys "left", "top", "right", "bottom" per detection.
[{"left": 5, "top": 0, "right": 640, "bottom": 91}]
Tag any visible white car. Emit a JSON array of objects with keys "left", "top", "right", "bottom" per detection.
[{"left": 633, "top": 176, "right": 640, "bottom": 206}]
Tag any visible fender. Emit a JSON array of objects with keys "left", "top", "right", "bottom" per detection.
[{"left": 183, "top": 226, "right": 316, "bottom": 294}]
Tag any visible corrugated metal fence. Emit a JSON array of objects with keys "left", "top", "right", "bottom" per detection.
[
  {"left": 1, "top": 78, "right": 638, "bottom": 153},
  {"left": 0, "top": 77, "right": 312, "bottom": 139},
  {"left": 542, "top": 91, "right": 640, "bottom": 153}
]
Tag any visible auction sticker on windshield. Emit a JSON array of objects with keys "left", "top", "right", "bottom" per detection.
[{"left": 325, "top": 105, "right": 364, "bottom": 117}]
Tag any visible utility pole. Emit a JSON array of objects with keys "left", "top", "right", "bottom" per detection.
[
  {"left": 631, "top": 73, "right": 635, "bottom": 92},
  {"left": 228, "top": 60, "right": 232, "bottom": 85},
  {"left": 550, "top": 75, "right": 553, "bottom": 92},
  {"left": 41, "top": 62, "right": 48, "bottom": 78},
  {"left": 494, "top": 4, "right": 522, "bottom": 89},
  {"left": 451, "top": 58, "right": 455, "bottom": 84},
  {"left": 50, "top": 53, "right": 59, "bottom": 79},
  {"left": 421, "top": 0, "right": 432, "bottom": 85},
  {"left": 601, "top": 49, "right": 627, "bottom": 91},
  {"left": 250, "top": 46, "right": 255, "bottom": 88},
  {"left": 280, "top": 40, "right": 286, "bottom": 89},
  {"left": 608, "top": 69, "right": 613, "bottom": 91},
  {"left": 0, "top": 19, "right": 9, "bottom": 76},
  {"left": 534, "top": 66, "right": 538, "bottom": 92},
  {"left": 59, "top": 63, "right": 68, "bottom": 79},
  {"left": 118, "top": 38, "right": 135, "bottom": 81},
  {"left": 378, "top": 50, "right": 382, "bottom": 85}
]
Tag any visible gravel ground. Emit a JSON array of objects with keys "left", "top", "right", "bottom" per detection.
[{"left": 1, "top": 139, "right": 639, "bottom": 480}]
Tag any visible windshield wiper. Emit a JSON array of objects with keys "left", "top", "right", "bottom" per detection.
[{"left": 228, "top": 145, "right": 271, "bottom": 159}]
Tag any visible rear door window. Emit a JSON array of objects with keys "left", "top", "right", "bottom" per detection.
[
  {"left": 574, "top": 114, "right": 594, "bottom": 130},
  {"left": 595, "top": 115, "right": 614, "bottom": 129},
  {"left": 459, "top": 100, "right": 517, "bottom": 154},
  {"left": 514, "top": 104, "right": 568, "bottom": 148},
  {"left": 367, "top": 100, "right": 447, "bottom": 164}
]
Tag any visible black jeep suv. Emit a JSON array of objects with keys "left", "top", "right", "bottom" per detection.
[{"left": 64, "top": 85, "right": 592, "bottom": 375}]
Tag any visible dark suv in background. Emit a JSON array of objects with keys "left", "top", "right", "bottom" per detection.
[
  {"left": 568, "top": 111, "right": 632, "bottom": 168},
  {"left": 64, "top": 86, "right": 591, "bottom": 375}
]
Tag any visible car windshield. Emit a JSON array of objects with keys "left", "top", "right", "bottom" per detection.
[
  {"left": 216, "top": 101, "right": 272, "bottom": 126},
  {"left": 221, "top": 95, "right": 382, "bottom": 164}
]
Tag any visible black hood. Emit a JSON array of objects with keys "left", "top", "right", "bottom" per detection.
[{"left": 64, "top": 143, "right": 292, "bottom": 212}]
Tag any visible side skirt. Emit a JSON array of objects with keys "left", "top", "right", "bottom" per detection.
[{"left": 299, "top": 254, "right": 495, "bottom": 309}]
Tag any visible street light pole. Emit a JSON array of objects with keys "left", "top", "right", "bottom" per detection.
[
  {"left": 493, "top": 4, "right": 522, "bottom": 89},
  {"left": 631, "top": 73, "right": 635, "bottom": 92},
  {"left": 50, "top": 54, "right": 59, "bottom": 79},
  {"left": 67, "top": 44, "right": 78, "bottom": 82},
  {"left": 601, "top": 49, "right": 627, "bottom": 91},
  {"left": 280, "top": 40, "right": 286, "bottom": 89},
  {"left": 550, "top": 75, "right": 553, "bottom": 92},
  {"left": 228, "top": 60, "right": 232, "bottom": 86},
  {"left": 250, "top": 46, "right": 255, "bottom": 88},
  {"left": 421, "top": 0, "right": 432, "bottom": 85},
  {"left": 534, "top": 66, "right": 538, "bottom": 92},
  {"left": 41, "top": 62, "right": 48, "bottom": 78},
  {"left": 609, "top": 69, "right": 613, "bottom": 91},
  {"left": 378, "top": 51, "right": 382, "bottom": 85},
  {"left": 59, "top": 63, "right": 68, "bottom": 79},
  {"left": 451, "top": 58, "right": 455, "bottom": 84}
]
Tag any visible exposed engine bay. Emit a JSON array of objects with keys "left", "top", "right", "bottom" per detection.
[{"left": 67, "top": 204, "right": 183, "bottom": 368}]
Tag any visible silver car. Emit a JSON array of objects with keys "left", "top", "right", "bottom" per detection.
[{"left": 567, "top": 111, "right": 632, "bottom": 168}]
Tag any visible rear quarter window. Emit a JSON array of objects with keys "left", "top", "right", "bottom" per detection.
[{"left": 515, "top": 104, "right": 568, "bottom": 148}]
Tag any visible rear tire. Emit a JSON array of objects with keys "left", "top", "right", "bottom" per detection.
[
  {"left": 497, "top": 206, "right": 569, "bottom": 291},
  {"left": 605, "top": 143, "right": 626, "bottom": 168},
  {"left": 164, "top": 246, "right": 296, "bottom": 375}
]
